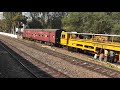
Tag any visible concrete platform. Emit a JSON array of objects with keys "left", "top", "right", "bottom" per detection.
[{"left": 0, "top": 32, "right": 17, "bottom": 38}]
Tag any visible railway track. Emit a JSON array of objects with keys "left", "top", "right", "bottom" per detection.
[
  {"left": 1, "top": 36, "right": 120, "bottom": 78},
  {"left": 0, "top": 41, "right": 39, "bottom": 78},
  {"left": 0, "top": 40, "right": 69, "bottom": 78}
]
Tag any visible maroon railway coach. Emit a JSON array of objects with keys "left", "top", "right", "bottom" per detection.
[{"left": 22, "top": 29, "right": 64, "bottom": 46}]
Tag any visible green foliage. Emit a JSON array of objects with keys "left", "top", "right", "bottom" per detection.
[
  {"left": 2, "top": 12, "right": 26, "bottom": 33},
  {"left": 62, "top": 12, "right": 120, "bottom": 34},
  {"left": 2, "top": 12, "right": 120, "bottom": 35},
  {"left": 28, "top": 19, "right": 43, "bottom": 29},
  {"left": 29, "top": 12, "right": 68, "bottom": 29},
  {"left": 110, "top": 12, "right": 120, "bottom": 34},
  {"left": 51, "top": 17, "right": 62, "bottom": 29}
]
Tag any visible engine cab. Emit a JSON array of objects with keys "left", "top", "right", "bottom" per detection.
[{"left": 60, "top": 31, "right": 70, "bottom": 46}]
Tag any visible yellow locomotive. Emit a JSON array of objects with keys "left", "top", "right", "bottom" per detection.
[{"left": 60, "top": 31, "right": 120, "bottom": 62}]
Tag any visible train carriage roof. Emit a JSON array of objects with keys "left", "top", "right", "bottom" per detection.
[
  {"left": 24, "top": 29, "right": 64, "bottom": 32},
  {"left": 93, "top": 34, "right": 120, "bottom": 37},
  {"left": 67, "top": 32, "right": 120, "bottom": 37}
]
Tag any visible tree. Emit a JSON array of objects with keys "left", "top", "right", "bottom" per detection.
[
  {"left": 3, "top": 12, "right": 26, "bottom": 34},
  {"left": 28, "top": 19, "right": 43, "bottom": 29},
  {"left": 29, "top": 12, "right": 68, "bottom": 29},
  {"left": 111, "top": 12, "right": 120, "bottom": 34},
  {"left": 62, "top": 12, "right": 113, "bottom": 34},
  {"left": 50, "top": 12, "right": 68, "bottom": 29}
]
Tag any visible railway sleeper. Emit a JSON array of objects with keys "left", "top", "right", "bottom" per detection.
[{"left": 2, "top": 35, "right": 120, "bottom": 78}]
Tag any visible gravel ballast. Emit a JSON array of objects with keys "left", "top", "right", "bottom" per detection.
[{"left": 0, "top": 36, "right": 109, "bottom": 78}]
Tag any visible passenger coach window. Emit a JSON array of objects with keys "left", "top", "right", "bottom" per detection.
[
  {"left": 71, "top": 34, "right": 77, "bottom": 39},
  {"left": 53, "top": 35, "right": 55, "bottom": 38},
  {"left": 45, "top": 35, "right": 48, "bottom": 37},
  {"left": 79, "top": 35, "right": 83, "bottom": 39},
  {"left": 62, "top": 35, "right": 65, "bottom": 38}
]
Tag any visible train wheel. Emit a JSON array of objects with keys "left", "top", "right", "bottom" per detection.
[
  {"left": 69, "top": 47, "right": 72, "bottom": 51},
  {"left": 62, "top": 45, "right": 64, "bottom": 49},
  {"left": 84, "top": 50, "right": 87, "bottom": 54},
  {"left": 45, "top": 42, "right": 47, "bottom": 45},
  {"left": 39, "top": 41, "right": 41, "bottom": 43},
  {"left": 74, "top": 48, "right": 78, "bottom": 52},
  {"left": 72, "top": 47, "right": 74, "bottom": 52},
  {"left": 64, "top": 46, "right": 68, "bottom": 50},
  {"left": 68, "top": 46, "right": 70, "bottom": 51},
  {"left": 48, "top": 42, "right": 51, "bottom": 46},
  {"left": 50, "top": 43, "right": 53, "bottom": 46}
]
